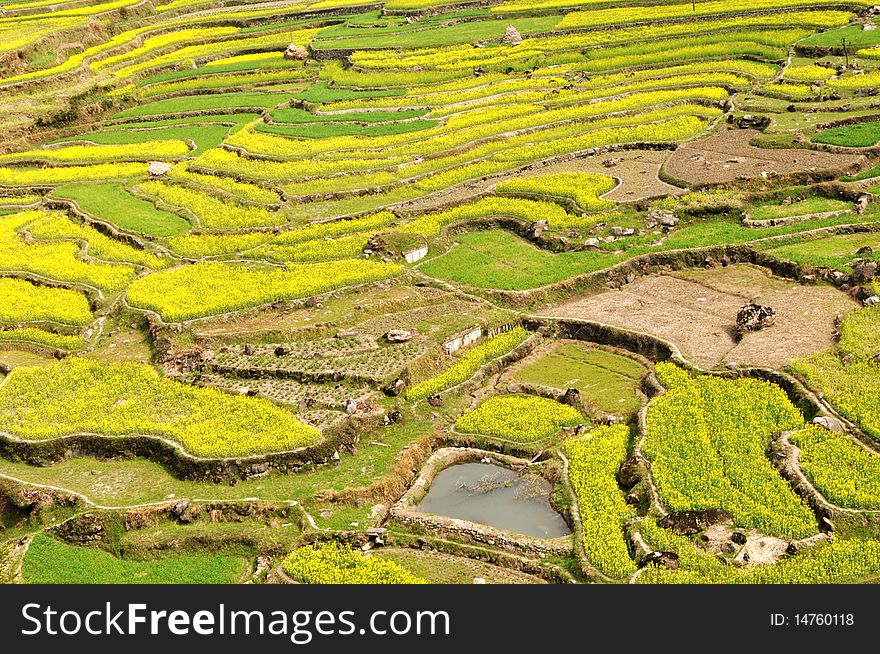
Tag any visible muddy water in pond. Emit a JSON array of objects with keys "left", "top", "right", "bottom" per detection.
[{"left": 417, "top": 463, "right": 570, "bottom": 538}]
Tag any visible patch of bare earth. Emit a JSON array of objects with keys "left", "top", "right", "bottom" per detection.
[
  {"left": 663, "top": 128, "right": 864, "bottom": 186},
  {"left": 536, "top": 264, "right": 857, "bottom": 369},
  {"left": 396, "top": 148, "right": 684, "bottom": 213}
]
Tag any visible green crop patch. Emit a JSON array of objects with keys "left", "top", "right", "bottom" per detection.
[
  {"left": 111, "top": 92, "right": 294, "bottom": 119},
  {"left": 54, "top": 125, "right": 233, "bottom": 156},
  {"left": 295, "top": 81, "right": 406, "bottom": 104},
  {"left": 421, "top": 230, "right": 612, "bottom": 290},
  {"left": 256, "top": 119, "right": 438, "bottom": 139},
  {"left": 513, "top": 345, "right": 647, "bottom": 415},
  {"left": 749, "top": 197, "right": 851, "bottom": 220},
  {"left": 270, "top": 107, "right": 428, "bottom": 124},
  {"left": 813, "top": 120, "right": 880, "bottom": 147},
  {"left": 23, "top": 535, "right": 247, "bottom": 584},
  {"left": 53, "top": 183, "right": 191, "bottom": 237},
  {"left": 800, "top": 24, "right": 880, "bottom": 48},
  {"left": 762, "top": 232, "right": 880, "bottom": 271}
]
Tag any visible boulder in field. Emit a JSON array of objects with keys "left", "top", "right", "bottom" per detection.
[
  {"left": 659, "top": 508, "right": 732, "bottom": 535},
  {"left": 736, "top": 302, "right": 776, "bottom": 334},
  {"left": 283, "top": 44, "right": 309, "bottom": 61},
  {"left": 501, "top": 25, "right": 522, "bottom": 45},
  {"left": 385, "top": 329, "right": 413, "bottom": 343}
]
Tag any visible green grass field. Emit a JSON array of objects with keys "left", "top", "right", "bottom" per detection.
[
  {"left": 513, "top": 344, "right": 647, "bottom": 415},
  {"left": 812, "top": 120, "right": 880, "bottom": 148},
  {"left": 55, "top": 124, "right": 232, "bottom": 155},
  {"left": 799, "top": 25, "right": 880, "bottom": 48},
  {"left": 420, "top": 230, "right": 605, "bottom": 290},
  {"left": 256, "top": 119, "right": 437, "bottom": 139},
  {"left": 22, "top": 535, "right": 248, "bottom": 584},
  {"left": 52, "top": 182, "right": 191, "bottom": 237},
  {"left": 111, "top": 92, "right": 295, "bottom": 119},
  {"left": 761, "top": 231, "right": 880, "bottom": 270},
  {"left": 749, "top": 197, "right": 851, "bottom": 220}
]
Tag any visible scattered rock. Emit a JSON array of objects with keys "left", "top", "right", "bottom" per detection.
[
  {"left": 732, "top": 114, "right": 771, "bottom": 130},
  {"left": 736, "top": 302, "right": 776, "bottom": 335},
  {"left": 618, "top": 453, "right": 650, "bottom": 488},
  {"left": 427, "top": 395, "right": 444, "bottom": 407},
  {"left": 639, "top": 551, "right": 680, "bottom": 570},
  {"left": 501, "top": 25, "right": 522, "bottom": 45},
  {"left": 385, "top": 329, "right": 413, "bottom": 343},
  {"left": 387, "top": 378, "right": 406, "bottom": 396},
  {"left": 659, "top": 508, "right": 732, "bottom": 535},
  {"left": 865, "top": 295, "right": 880, "bottom": 307},
  {"left": 283, "top": 44, "right": 309, "bottom": 61},
  {"left": 274, "top": 345, "right": 290, "bottom": 356},
  {"left": 647, "top": 208, "right": 678, "bottom": 228},
  {"left": 786, "top": 542, "right": 798, "bottom": 556},
  {"left": 336, "top": 329, "right": 358, "bottom": 339},
  {"left": 812, "top": 415, "right": 846, "bottom": 433},
  {"left": 148, "top": 161, "right": 172, "bottom": 178},
  {"left": 856, "top": 193, "right": 872, "bottom": 215},
  {"left": 851, "top": 260, "right": 878, "bottom": 285},
  {"left": 560, "top": 387, "right": 581, "bottom": 407},
  {"left": 858, "top": 246, "right": 874, "bottom": 255},
  {"left": 343, "top": 399, "right": 358, "bottom": 415},
  {"left": 243, "top": 344, "right": 255, "bottom": 356},
  {"left": 602, "top": 157, "right": 622, "bottom": 168},
  {"left": 731, "top": 531, "right": 747, "bottom": 545},
  {"left": 584, "top": 237, "right": 601, "bottom": 249},
  {"left": 721, "top": 542, "right": 736, "bottom": 554}
]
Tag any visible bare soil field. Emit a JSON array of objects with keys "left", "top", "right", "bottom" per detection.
[
  {"left": 663, "top": 128, "right": 865, "bottom": 186},
  {"left": 397, "top": 148, "right": 684, "bottom": 213},
  {"left": 536, "top": 264, "right": 857, "bottom": 370}
]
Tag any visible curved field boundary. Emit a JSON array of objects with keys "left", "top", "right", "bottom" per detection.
[
  {"left": 0, "top": 420, "right": 363, "bottom": 483},
  {"left": 533, "top": 313, "right": 880, "bottom": 535},
  {"left": 44, "top": 196, "right": 179, "bottom": 253},
  {"left": 772, "top": 430, "right": 880, "bottom": 524},
  {"left": 423, "top": 221, "right": 880, "bottom": 308},
  {"left": 557, "top": 449, "right": 618, "bottom": 583},
  {"left": 121, "top": 274, "right": 407, "bottom": 326}
]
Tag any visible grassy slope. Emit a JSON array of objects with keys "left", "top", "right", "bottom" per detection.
[
  {"left": 23, "top": 535, "right": 248, "bottom": 584},
  {"left": 53, "top": 182, "right": 191, "bottom": 237},
  {"left": 513, "top": 344, "right": 646, "bottom": 414},
  {"left": 0, "top": 420, "right": 432, "bottom": 507}
]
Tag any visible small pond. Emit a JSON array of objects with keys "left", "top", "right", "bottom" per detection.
[{"left": 416, "top": 463, "right": 571, "bottom": 539}]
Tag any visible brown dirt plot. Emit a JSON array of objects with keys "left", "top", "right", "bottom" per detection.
[
  {"left": 663, "top": 128, "right": 864, "bottom": 186},
  {"left": 536, "top": 264, "right": 857, "bottom": 370}
]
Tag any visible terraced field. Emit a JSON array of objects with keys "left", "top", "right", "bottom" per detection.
[{"left": 3, "top": 0, "right": 880, "bottom": 586}]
